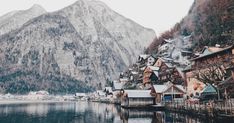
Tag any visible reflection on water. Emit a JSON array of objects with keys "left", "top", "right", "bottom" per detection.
[{"left": 0, "top": 102, "right": 228, "bottom": 123}]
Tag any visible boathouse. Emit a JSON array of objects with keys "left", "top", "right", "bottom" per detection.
[
  {"left": 151, "top": 82, "right": 186, "bottom": 103},
  {"left": 121, "top": 90, "right": 155, "bottom": 107}
]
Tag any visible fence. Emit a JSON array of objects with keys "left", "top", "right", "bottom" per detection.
[{"left": 165, "top": 99, "right": 234, "bottom": 118}]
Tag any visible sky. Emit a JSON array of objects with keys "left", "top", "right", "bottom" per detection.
[{"left": 0, "top": 0, "right": 194, "bottom": 36}]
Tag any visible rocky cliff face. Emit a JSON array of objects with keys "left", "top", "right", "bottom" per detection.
[{"left": 0, "top": 0, "right": 155, "bottom": 93}]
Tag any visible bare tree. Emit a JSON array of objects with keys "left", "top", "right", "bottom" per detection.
[{"left": 194, "top": 64, "right": 227, "bottom": 85}]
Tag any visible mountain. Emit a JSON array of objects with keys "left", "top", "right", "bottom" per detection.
[
  {"left": 147, "top": 0, "right": 234, "bottom": 53},
  {"left": 0, "top": 4, "right": 47, "bottom": 35},
  {"left": 0, "top": 0, "right": 155, "bottom": 94}
]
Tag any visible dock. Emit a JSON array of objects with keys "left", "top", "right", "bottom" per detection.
[{"left": 165, "top": 100, "right": 234, "bottom": 119}]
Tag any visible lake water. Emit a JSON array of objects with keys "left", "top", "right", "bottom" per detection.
[{"left": 0, "top": 101, "right": 227, "bottom": 123}]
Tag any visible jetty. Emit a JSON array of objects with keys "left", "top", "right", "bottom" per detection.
[{"left": 165, "top": 100, "right": 234, "bottom": 119}]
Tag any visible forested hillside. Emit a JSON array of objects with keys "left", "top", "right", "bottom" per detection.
[{"left": 147, "top": 0, "right": 234, "bottom": 53}]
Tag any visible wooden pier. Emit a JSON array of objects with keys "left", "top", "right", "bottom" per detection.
[{"left": 165, "top": 99, "right": 234, "bottom": 119}]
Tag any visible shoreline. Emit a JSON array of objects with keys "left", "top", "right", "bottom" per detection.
[{"left": 0, "top": 100, "right": 75, "bottom": 105}]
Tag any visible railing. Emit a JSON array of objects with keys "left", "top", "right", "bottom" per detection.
[{"left": 164, "top": 99, "right": 234, "bottom": 117}]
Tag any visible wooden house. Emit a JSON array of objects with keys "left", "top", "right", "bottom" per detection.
[
  {"left": 191, "top": 45, "right": 234, "bottom": 70},
  {"left": 151, "top": 82, "right": 186, "bottom": 103},
  {"left": 155, "top": 58, "right": 184, "bottom": 84},
  {"left": 143, "top": 66, "right": 159, "bottom": 86},
  {"left": 183, "top": 45, "right": 234, "bottom": 97},
  {"left": 120, "top": 90, "right": 155, "bottom": 107}
]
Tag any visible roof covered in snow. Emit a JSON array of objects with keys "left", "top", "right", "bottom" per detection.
[
  {"left": 148, "top": 66, "right": 160, "bottom": 71},
  {"left": 153, "top": 83, "right": 185, "bottom": 94},
  {"left": 124, "top": 90, "right": 153, "bottom": 98},
  {"left": 104, "top": 87, "right": 113, "bottom": 92},
  {"left": 139, "top": 54, "right": 150, "bottom": 60},
  {"left": 153, "top": 85, "right": 168, "bottom": 93},
  {"left": 120, "top": 78, "right": 129, "bottom": 82},
  {"left": 131, "top": 71, "right": 138, "bottom": 75},
  {"left": 192, "top": 45, "right": 234, "bottom": 61}
]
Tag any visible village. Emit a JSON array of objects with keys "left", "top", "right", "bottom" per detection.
[
  {"left": 91, "top": 36, "right": 234, "bottom": 119},
  {"left": 1, "top": 36, "right": 234, "bottom": 119}
]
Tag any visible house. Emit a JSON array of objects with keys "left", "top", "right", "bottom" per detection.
[
  {"left": 183, "top": 45, "right": 234, "bottom": 98},
  {"left": 200, "top": 84, "right": 217, "bottom": 96},
  {"left": 155, "top": 58, "right": 184, "bottom": 84},
  {"left": 137, "top": 54, "right": 157, "bottom": 66},
  {"left": 143, "top": 66, "right": 159, "bottom": 87},
  {"left": 199, "top": 84, "right": 218, "bottom": 101},
  {"left": 26, "top": 90, "right": 49, "bottom": 100},
  {"left": 121, "top": 90, "right": 155, "bottom": 107},
  {"left": 112, "top": 81, "right": 124, "bottom": 91},
  {"left": 112, "top": 81, "right": 124, "bottom": 104},
  {"left": 95, "top": 90, "right": 105, "bottom": 98},
  {"left": 151, "top": 82, "right": 186, "bottom": 103},
  {"left": 75, "top": 93, "right": 86, "bottom": 98},
  {"left": 137, "top": 55, "right": 150, "bottom": 65},
  {"left": 191, "top": 45, "right": 234, "bottom": 69}
]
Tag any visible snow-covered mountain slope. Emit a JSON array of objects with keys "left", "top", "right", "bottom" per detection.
[
  {"left": 0, "top": 0, "right": 155, "bottom": 93},
  {"left": 0, "top": 4, "right": 46, "bottom": 35}
]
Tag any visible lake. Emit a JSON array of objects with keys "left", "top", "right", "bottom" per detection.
[{"left": 0, "top": 101, "right": 226, "bottom": 123}]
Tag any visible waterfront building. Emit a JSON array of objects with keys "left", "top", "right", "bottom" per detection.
[
  {"left": 75, "top": 93, "right": 86, "bottom": 98},
  {"left": 151, "top": 82, "right": 186, "bottom": 103},
  {"left": 120, "top": 90, "right": 155, "bottom": 107},
  {"left": 183, "top": 45, "right": 234, "bottom": 98}
]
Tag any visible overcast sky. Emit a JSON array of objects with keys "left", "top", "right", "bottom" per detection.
[{"left": 0, "top": 0, "right": 194, "bottom": 35}]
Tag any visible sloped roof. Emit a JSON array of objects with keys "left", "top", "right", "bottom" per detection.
[
  {"left": 120, "top": 78, "right": 129, "bottom": 82},
  {"left": 139, "top": 54, "right": 150, "bottom": 60},
  {"left": 153, "top": 85, "right": 168, "bottom": 93},
  {"left": 124, "top": 90, "right": 153, "bottom": 98},
  {"left": 191, "top": 45, "right": 234, "bottom": 61},
  {"left": 201, "top": 84, "right": 217, "bottom": 94},
  {"left": 153, "top": 83, "right": 185, "bottom": 94},
  {"left": 148, "top": 66, "right": 160, "bottom": 71},
  {"left": 153, "top": 71, "right": 159, "bottom": 77},
  {"left": 131, "top": 71, "right": 138, "bottom": 75},
  {"left": 175, "top": 85, "right": 186, "bottom": 92}
]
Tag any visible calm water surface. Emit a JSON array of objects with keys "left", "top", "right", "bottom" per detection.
[{"left": 0, "top": 101, "right": 228, "bottom": 123}]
